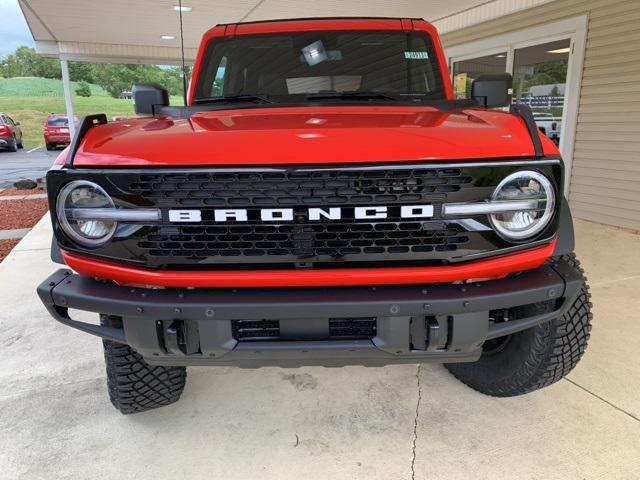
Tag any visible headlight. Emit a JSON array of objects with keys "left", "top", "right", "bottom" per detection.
[
  {"left": 489, "top": 170, "right": 555, "bottom": 241},
  {"left": 56, "top": 180, "right": 117, "bottom": 246}
]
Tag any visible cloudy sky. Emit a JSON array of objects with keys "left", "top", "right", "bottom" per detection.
[{"left": 0, "top": 0, "right": 34, "bottom": 57}]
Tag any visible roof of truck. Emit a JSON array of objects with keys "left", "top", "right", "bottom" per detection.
[{"left": 215, "top": 16, "right": 427, "bottom": 27}]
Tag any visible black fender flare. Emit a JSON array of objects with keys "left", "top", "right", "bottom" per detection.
[
  {"left": 553, "top": 196, "right": 575, "bottom": 257},
  {"left": 51, "top": 237, "right": 65, "bottom": 264}
]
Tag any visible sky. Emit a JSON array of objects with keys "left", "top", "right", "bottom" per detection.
[{"left": 0, "top": 0, "right": 35, "bottom": 57}]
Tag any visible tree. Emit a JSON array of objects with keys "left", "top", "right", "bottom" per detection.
[
  {"left": 0, "top": 45, "right": 190, "bottom": 99},
  {"left": 522, "top": 60, "right": 568, "bottom": 93},
  {"left": 0, "top": 46, "right": 60, "bottom": 78},
  {"left": 75, "top": 81, "right": 92, "bottom": 97}
]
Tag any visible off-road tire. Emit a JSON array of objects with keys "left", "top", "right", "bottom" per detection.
[
  {"left": 445, "top": 254, "right": 592, "bottom": 397},
  {"left": 101, "top": 315, "right": 187, "bottom": 414}
]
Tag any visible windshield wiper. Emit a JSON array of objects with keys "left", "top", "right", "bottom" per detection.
[
  {"left": 307, "top": 91, "right": 398, "bottom": 101},
  {"left": 194, "top": 94, "right": 274, "bottom": 105}
]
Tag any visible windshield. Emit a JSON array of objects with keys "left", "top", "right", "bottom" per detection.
[{"left": 195, "top": 30, "right": 446, "bottom": 103}]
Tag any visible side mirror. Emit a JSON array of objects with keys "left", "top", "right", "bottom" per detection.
[
  {"left": 132, "top": 83, "right": 169, "bottom": 115},
  {"left": 15, "top": 122, "right": 21, "bottom": 126},
  {"left": 471, "top": 74, "right": 512, "bottom": 108}
]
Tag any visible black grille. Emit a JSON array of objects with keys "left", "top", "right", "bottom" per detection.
[
  {"left": 47, "top": 162, "right": 562, "bottom": 269},
  {"left": 328, "top": 317, "right": 377, "bottom": 340},
  {"left": 128, "top": 168, "right": 473, "bottom": 208},
  {"left": 231, "top": 318, "right": 377, "bottom": 342},
  {"left": 139, "top": 221, "right": 469, "bottom": 260},
  {"left": 129, "top": 167, "right": 473, "bottom": 266},
  {"left": 232, "top": 320, "right": 280, "bottom": 341}
]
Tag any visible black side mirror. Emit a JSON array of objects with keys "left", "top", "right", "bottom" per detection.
[
  {"left": 15, "top": 122, "right": 21, "bottom": 126},
  {"left": 133, "top": 83, "right": 169, "bottom": 115},
  {"left": 471, "top": 74, "right": 512, "bottom": 108}
]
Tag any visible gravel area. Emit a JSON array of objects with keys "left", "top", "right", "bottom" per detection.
[
  {"left": 0, "top": 239, "right": 20, "bottom": 263},
  {"left": 0, "top": 199, "right": 49, "bottom": 230},
  {"left": 0, "top": 188, "right": 46, "bottom": 197}
]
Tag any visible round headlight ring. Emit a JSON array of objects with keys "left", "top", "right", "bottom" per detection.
[
  {"left": 56, "top": 180, "right": 117, "bottom": 247},
  {"left": 489, "top": 170, "right": 555, "bottom": 242}
]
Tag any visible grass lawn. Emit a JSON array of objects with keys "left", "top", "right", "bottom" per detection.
[
  {"left": 0, "top": 77, "right": 109, "bottom": 97},
  {"left": 0, "top": 78, "right": 183, "bottom": 148}
]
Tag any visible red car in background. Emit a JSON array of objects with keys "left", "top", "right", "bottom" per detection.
[
  {"left": 0, "top": 113, "right": 24, "bottom": 152},
  {"left": 44, "top": 114, "right": 78, "bottom": 150}
]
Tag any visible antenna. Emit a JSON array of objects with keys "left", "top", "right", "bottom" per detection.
[{"left": 178, "top": 0, "right": 188, "bottom": 106}]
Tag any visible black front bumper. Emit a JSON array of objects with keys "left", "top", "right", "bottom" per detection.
[{"left": 37, "top": 257, "right": 584, "bottom": 367}]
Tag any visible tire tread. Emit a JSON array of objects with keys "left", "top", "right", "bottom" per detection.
[
  {"left": 445, "top": 254, "right": 592, "bottom": 397},
  {"left": 102, "top": 317, "right": 186, "bottom": 414}
]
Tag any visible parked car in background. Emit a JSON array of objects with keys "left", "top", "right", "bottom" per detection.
[
  {"left": 0, "top": 113, "right": 24, "bottom": 152},
  {"left": 44, "top": 114, "right": 79, "bottom": 150},
  {"left": 533, "top": 112, "right": 562, "bottom": 144}
]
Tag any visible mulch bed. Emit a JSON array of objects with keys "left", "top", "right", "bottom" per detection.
[
  {"left": 0, "top": 239, "right": 20, "bottom": 263},
  {"left": 0, "top": 188, "right": 46, "bottom": 197},
  {"left": 0, "top": 198, "right": 49, "bottom": 230}
]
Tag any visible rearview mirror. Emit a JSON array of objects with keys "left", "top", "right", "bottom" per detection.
[
  {"left": 471, "top": 74, "right": 513, "bottom": 108},
  {"left": 132, "top": 83, "right": 169, "bottom": 115}
]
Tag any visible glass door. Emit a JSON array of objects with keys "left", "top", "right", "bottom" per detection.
[
  {"left": 451, "top": 39, "right": 571, "bottom": 146},
  {"left": 513, "top": 39, "right": 570, "bottom": 146},
  {"left": 446, "top": 16, "right": 588, "bottom": 196}
]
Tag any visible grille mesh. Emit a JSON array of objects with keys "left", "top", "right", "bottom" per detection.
[
  {"left": 231, "top": 320, "right": 280, "bottom": 341},
  {"left": 231, "top": 318, "right": 377, "bottom": 341},
  {"left": 131, "top": 167, "right": 473, "bottom": 264},
  {"left": 139, "top": 221, "right": 469, "bottom": 260},
  {"left": 328, "top": 318, "right": 377, "bottom": 340},
  {"left": 128, "top": 168, "right": 473, "bottom": 208}
]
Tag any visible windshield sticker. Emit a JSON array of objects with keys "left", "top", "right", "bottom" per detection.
[
  {"left": 301, "top": 40, "right": 329, "bottom": 66},
  {"left": 404, "top": 51, "right": 429, "bottom": 60}
]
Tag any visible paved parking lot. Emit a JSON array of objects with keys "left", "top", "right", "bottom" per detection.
[
  {"left": 0, "top": 147, "right": 59, "bottom": 188},
  {"left": 0, "top": 216, "right": 639, "bottom": 479}
]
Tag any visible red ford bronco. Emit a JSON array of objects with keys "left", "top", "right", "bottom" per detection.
[{"left": 38, "top": 18, "right": 592, "bottom": 414}]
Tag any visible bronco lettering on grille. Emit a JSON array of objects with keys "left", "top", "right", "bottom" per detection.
[{"left": 168, "top": 205, "right": 434, "bottom": 223}]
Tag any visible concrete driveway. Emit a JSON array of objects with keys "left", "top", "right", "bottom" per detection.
[
  {"left": 1, "top": 216, "right": 639, "bottom": 479},
  {"left": 0, "top": 147, "right": 59, "bottom": 188}
]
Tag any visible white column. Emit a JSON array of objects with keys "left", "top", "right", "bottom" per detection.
[{"left": 60, "top": 59, "right": 76, "bottom": 139}]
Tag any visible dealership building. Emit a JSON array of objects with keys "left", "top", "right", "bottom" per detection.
[{"left": 19, "top": 0, "right": 640, "bottom": 230}]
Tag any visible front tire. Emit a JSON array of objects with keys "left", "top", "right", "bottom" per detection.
[
  {"left": 101, "top": 315, "right": 187, "bottom": 414},
  {"left": 445, "top": 254, "right": 592, "bottom": 397}
]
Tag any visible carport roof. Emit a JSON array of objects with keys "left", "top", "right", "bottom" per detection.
[{"left": 19, "top": 0, "right": 554, "bottom": 64}]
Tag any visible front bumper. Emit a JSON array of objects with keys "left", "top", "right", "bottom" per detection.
[{"left": 37, "top": 257, "right": 584, "bottom": 367}]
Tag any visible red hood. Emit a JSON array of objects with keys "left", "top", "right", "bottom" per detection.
[{"left": 69, "top": 106, "right": 555, "bottom": 167}]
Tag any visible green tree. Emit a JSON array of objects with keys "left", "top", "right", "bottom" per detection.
[
  {"left": 0, "top": 46, "right": 60, "bottom": 78},
  {"left": 522, "top": 60, "right": 568, "bottom": 92},
  {"left": 83, "top": 63, "right": 188, "bottom": 98},
  {"left": 0, "top": 45, "right": 190, "bottom": 99},
  {"left": 75, "top": 81, "right": 92, "bottom": 97}
]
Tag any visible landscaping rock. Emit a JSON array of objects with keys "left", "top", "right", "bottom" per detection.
[{"left": 14, "top": 179, "right": 38, "bottom": 190}]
